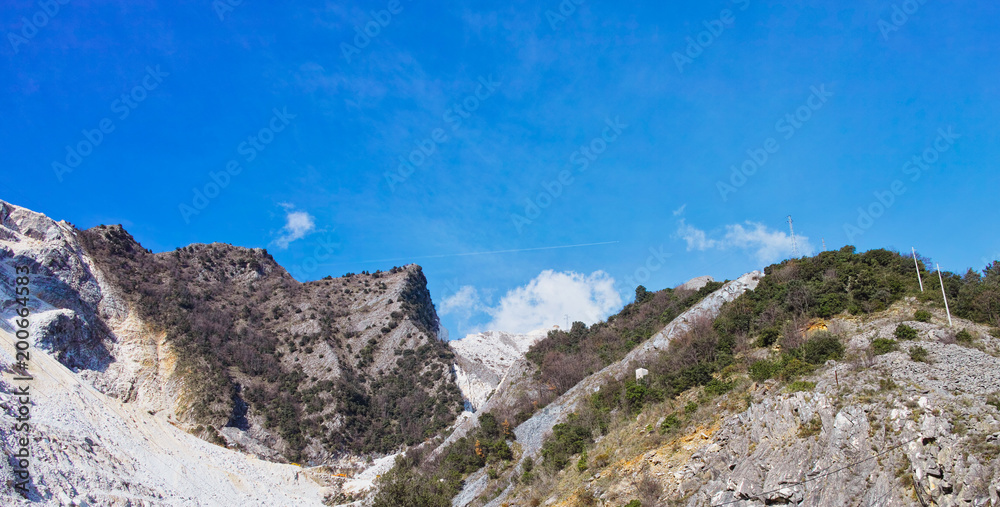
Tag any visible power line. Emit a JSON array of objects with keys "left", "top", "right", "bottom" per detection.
[{"left": 323, "top": 240, "right": 620, "bottom": 266}]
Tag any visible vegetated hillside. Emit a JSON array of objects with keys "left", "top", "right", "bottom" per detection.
[
  {"left": 370, "top": 276, "right": 745, "bottom": 507},
  {"left": 500, "top": 300, "right": 1000, "bottom": 507},
  {"left": 523, "top": 279, "right": 725, "bottom": 412},
  {"left": 372, "top": 247, "right": 1000, "bottom": 507},
  {"left": 76, "top": 225, "right": 463, "bottom": 463},
  {"left": 494, "top": 247, "right": 1000, "bottom": 506}
]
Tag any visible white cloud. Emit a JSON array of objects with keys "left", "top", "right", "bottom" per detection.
[
  {"left": 723, "top": 222, "right": 813, "bottom": 263},
  {"left": 477, "top": 270, "right": 623, "bottom": 334},
  {"left": 676, "top": 220, "right": 814, "bottom": 264},
  {"left": 677, "top": 219, "right": 719, "bottom": 251},
  {"left": 440, "top": 285, "right": 482, "bottom": 317},
  {"left": 272, "top": 205, "right": 316, "bottom": 249},
  {"left": 672, "top": 203, "right": 687, "bottom": 216}
]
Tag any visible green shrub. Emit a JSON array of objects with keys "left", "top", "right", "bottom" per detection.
[
  {"left": 757, "top": 327, "right": 780, "bottom": 347},
  {"left": 871, "top": 338, "right": 898, "bottom": 355},
  {"left": 777, "top": 357, "right": 815, "bottom": 381},
  {"left": 914, "top": 310, "right": 932, "bottom": 323},
  {"left": 908, "top": 346, "right": 930, "bottom": 363},
  {"left": 749, "top": 360, "right": 779, "bottom": 382},
  {"left": 684, "top": 401, "right": 698, "bottom": 414},
  {"left": 815, "top": 293, "right": 848, "bottom": 318},
  {"left": 623, "top": 501, "right": 642, "bottom": 507},
  {"left": 625, "top": 380, "right": 648, "bottom": 409},
  {"left": 577, "top": 450, "right": 588, "bottom": 472},
  {"left": 634, "top": 285, "right": 652, "bottom": 304},
  {"left": 801, "top": 332, "right": 845, "bottom": 364},
  {"left": 660, "top": 414, "right": 680, "bottom": 432},
  {"left": 955, "top": 329, "right": 974, "bottom": 344},
  {"left": 894, "top": 324, "right": 918, "bottom": 340},
  {"left": 521, "top": 458, "right": 535, "bottom": 484},
  {"left": 704, "top": 378, "right": 734, "bottom": 397},
  {"left": 787, "top": 381, "right": 816, "bottom": 393},
  {"left": 541, "top": 416, "right": 592, "bottom": 471}
]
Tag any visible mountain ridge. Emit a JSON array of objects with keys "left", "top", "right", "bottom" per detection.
[
  {"left": 5, "top": 198, "right": 1000, "bottom": 507},
  {"left": 0, "top": 199, "right": 464, "bottom": 468}
]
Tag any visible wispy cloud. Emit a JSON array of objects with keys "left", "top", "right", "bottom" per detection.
[
  {"left": 440, "top": 285, "right": 482, "bottom": 317},
  {"left": 676, "top": 218, "right": 813, "bottom": 264},
  {"left": 272, "top": 204, "right": 316, "bottom": 249},
  {"left": 440, "top": 270, "right": 623, "bottom": 335},
  {"left": 677, "top": 218, "right": 719, "bottom": 251}
]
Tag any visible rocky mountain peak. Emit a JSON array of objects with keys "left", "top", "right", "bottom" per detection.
[{"left": 1, "top": 200, "right": 464, "bottom": 470}]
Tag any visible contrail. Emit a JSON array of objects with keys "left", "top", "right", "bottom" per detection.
[{"left": 327, "top": 241, "right": 619, "bottom": 265}]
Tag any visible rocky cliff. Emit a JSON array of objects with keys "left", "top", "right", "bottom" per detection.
[
  {"left": 0, "top": 199, "right": 463, "bottom": 469},
  {"left": 0, "top": 326, "right": 328, "bottom": 505},
  {"left": 450, "top": 329, "right": 550, "bottom": 412},
  {"left": 495, "top": 302, "right": 1000, "bottom": 507}
]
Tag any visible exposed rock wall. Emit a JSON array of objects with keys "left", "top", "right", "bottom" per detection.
[
  {"left": 491, "top": 301, "right": 1000, "bottom": 507},
  {"left": 0, "top": 199, "right": 464, "bottom": 465},
  {"left": 0, "top": 200, "right": 183, "bottom": 419},
  {"left": 0, "top": 327, "right": 327, "bottom": 505},
  {"left": 450, "top": 329, "right": 548, "bottom": 411}
]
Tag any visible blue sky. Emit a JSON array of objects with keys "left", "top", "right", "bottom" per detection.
[{"left": 3, "top": 1, "right": 999, "bottom": 338}]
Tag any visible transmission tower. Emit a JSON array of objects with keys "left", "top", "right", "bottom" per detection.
[{"left": 787, "top": 215, "right": 798, "bottom": 257}]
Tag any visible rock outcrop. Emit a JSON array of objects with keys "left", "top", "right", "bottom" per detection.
[
  {"left": 0, "top": 200, "right": 179, "bottom": 418},
  {"left": 493, "top": 301, "right": 1000, "bottom": 507},
  {"left": 667, "top": 309, "right": 1000, "bottom": 506},
  {"left": 0, "top": 199, "right": 464, "bottom": 471},
  {"left": 0, "top": 327, "right": 327, "bottom": 505},
  {"left": 450, "top": 329, "right": 549, "bottom": 411}
]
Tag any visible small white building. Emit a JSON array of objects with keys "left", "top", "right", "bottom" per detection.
[{"left": 635, "top": 368, "right": 649, "bottom": 381}]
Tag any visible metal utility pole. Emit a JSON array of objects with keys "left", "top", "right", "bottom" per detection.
[
  {"left": 937, "top": 264, "right": 953, "bottom": 327},
  {"left": 912, "top": 248, "right": 924, "bottom": 292},
  {"left": 822, "top": 238, "right": 826, "bottom": 251},
  {"left": 787, "top": 216, "right": 798, "bottom": 257}
]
